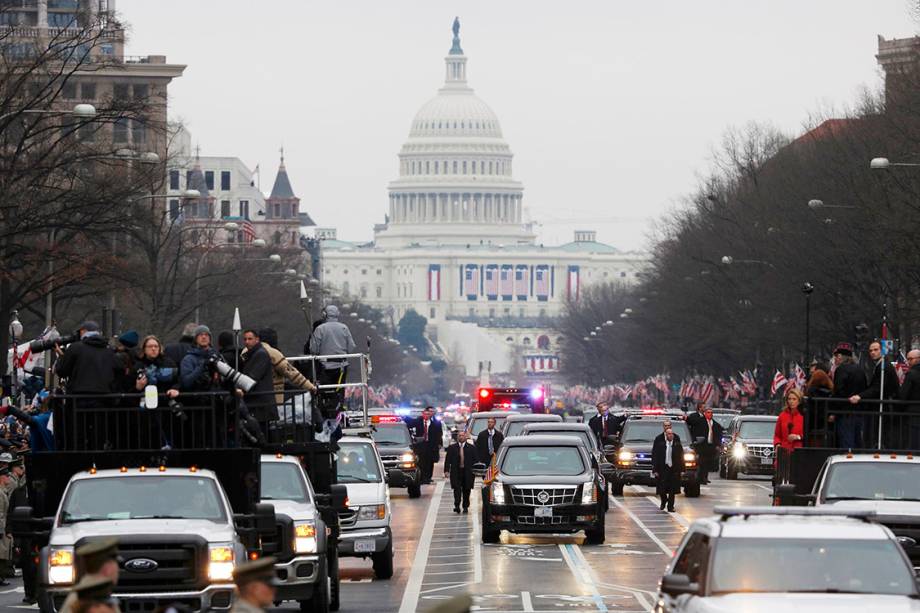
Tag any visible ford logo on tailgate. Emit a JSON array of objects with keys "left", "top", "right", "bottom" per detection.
[{"left": 124, "top": 558, "right": 158, "bottom": 573}]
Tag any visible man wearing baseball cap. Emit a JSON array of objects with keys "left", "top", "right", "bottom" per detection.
[
  {"left": 832, "top": 342, "right": 867, "bottom": 448},
  {"left": 59, "top": 538, "right": 121, "bottom": 613},
  {"left": 230, "top": 557, "right": 280, "bottom": 613}
]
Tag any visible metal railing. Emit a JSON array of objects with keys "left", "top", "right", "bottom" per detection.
[{"left": 804, "top": 396, "right": 920, "bottom": 451}]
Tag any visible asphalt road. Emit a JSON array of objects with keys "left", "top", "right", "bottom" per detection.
[{"left": 0, "top": 472, "right": 772, "bottom": 612}]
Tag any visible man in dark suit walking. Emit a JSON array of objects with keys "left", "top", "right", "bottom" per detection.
[
  {"left": 588, "top": 402, "right": 623, "bottom": 446},
  {"left": 475, "top": 417, "right": 504, "bottom": 466},
  {"left": 444, "top": 431, "right": 477, "bottom": 513},
  {"left": 414, "top": 407, "right": 443, "bottom": 484},
  {"left": 652, "top": 427, "right": 685, "bottom": 512}
]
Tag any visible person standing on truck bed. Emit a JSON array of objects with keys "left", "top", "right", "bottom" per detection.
[
  {"left": 899, "top": 350, "right": 920, "bottom": 448},
  {"left": 309, "top": 305, "right": 356, "bottom": 405},
  {"left": 179, "top": 325, "right": 222, "bottom": 397},
  {"left": 849, "top": 340, "right": 901, "bottom": 447},
  {"left": 230, "top": 557, "right": 280, "bottom": 613},
  {"left": 58, "top": 538, "right": 121, "bottom": 613},
  {"left": 239, "top": 330, "right": 278, "bottom": 429},
  {"left": 54, "top": 321, "right": 118, "bottom": 399},
  {"left": 832, "top": 342, "right": 867, "bottom": 449}
]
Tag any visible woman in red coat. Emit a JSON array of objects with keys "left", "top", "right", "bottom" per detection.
[{"left": 774, "top": 389, "right": 805, "bottom": 451}]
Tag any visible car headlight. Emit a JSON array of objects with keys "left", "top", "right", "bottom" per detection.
[
  {"left": 618, "top": 450, "right": 633, "bottom": 462},
  {"left": 48, "top": 548, "right": 75, "bottom": 585},
  {"left": 400, "top": 452, "right": 415, "bottom": 463},
  {"left": 358, "top": 504, "right": 386, "bottom": 520},
  {"left": 294, "top": 522, "right": 317, "bottom": 554},
  {"left": 683, "top": 452, "right": 696, "bottom": 463},
  {"left": 732, "top": 444, "right": 747, "bottom": 459},
  {"left": 208, "top": 544, "right": 235, "bottom": 582},
  {"left": 490, "top": 481, "right": 505, "bottom": 504},
  {"left": 581, "top": 481, "right": 597, "bottom": 504}
]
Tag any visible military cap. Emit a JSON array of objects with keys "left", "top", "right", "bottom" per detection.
[
  {"left": 0, "top": 466, "right": 10, "bottom": 477},
  {"left": 0, "top": 452, "right": 13, "bottom": 464},
  {"left": 76, "top": 538, "right": 120, "bottom": 566},
  {"left": 232, "top": 556, "right": 279, "bottom": 586},
  {"left": 73, "top": 575, "right": 115, "bottom": 602}
]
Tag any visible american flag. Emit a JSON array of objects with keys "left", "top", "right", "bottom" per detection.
[
  {"left": 699, "top": 379, "right": 714, "bottom": 404},
  {"left": 896, "top": 352, "right": 910, "bottom": 385},
  {"left": 514, "top": 267, "right": 529, "bottom": 298},
  {"left": 535, "top": 266, "right": 549, "bottom": 298},
  {"left": 463, "top": 266, "right": 479, "bottom": 296},
  {"left": 794, "top": 363, "right": 807, "bottom": 390},
  {"left": 679, "top": 379, "right": 688, "bottom": 398},
  {"left": 483, "top": 453, "right": 499, "bottom": 484},
  {"left": 240, "top": 220, "right": 256, "bottom": 242},
  {"left": 500, "top": 266, "right": 513, "bottom": 297},
  {"left": 740, "top": 370, "right": 757, "bottom": 396},
  {"left": 485, "top": 266, "right": 500, "bottom": 297},
  {"left": 770, "top": 370, "right": 787, "bottom": 396}
]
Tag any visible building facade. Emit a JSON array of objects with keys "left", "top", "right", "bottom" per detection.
[{"left": 320, "top": 21, "right": 650, "bottom": 379}]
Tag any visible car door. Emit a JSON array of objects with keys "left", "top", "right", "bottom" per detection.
[{"left": 662, "top": 531, "right": 712, "bottom": 612}]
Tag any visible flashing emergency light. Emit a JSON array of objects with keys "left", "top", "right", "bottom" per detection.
[
  {"left": 371, "top": 415, "right": 401, "bottom": 424},
  {"left": 479, "top": 388, "right": 491, "bottom": 399},
  {"left": 530, "top": 388, "right": 544, "bottom": 400},
  {"left": 395, "top": 408, "right": 411, "bottom": 416}
]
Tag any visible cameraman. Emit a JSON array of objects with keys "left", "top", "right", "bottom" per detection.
[
  {"left": 239, "top": 330, "right": 277, "bottom": 428},
  {"left": 54, "top": 321, "right": 117, "bottom": 396},
  {"left": 135, "top": 335, "right": 180, "bottom": 399},
  {"left": 308, "top": 305, "right": 356, "bottom": 398},
  {"left": 179, "top": 325, "right": 221, "bottom": 397}
]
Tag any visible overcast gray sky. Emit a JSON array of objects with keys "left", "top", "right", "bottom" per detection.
[{"left": 120, "top": 0, "right": 914, "bottom": 251}]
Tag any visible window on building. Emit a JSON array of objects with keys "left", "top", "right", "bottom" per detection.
[
  {"left": 204, "top": 171, "right": 215, "bottom": 191},
  {"left": 133, "top": 84, "right": 149, "bottom": 101},
  {"left": 342, "top": 282, "right": 350, "bottom": 295},
  {"left": 186, "top": 170, "right": 194, "bottom": 187},
  {"left": 61, "top": 81, "right": 77, "bottom": 99},
  {"left": 462, "top": 161, "right": 467, "bottom": 174},
  {"left": 273, "top": 231, "right": 282, "bottom": 245},
  {"left": 430, "top": 308, "right": 436, "bottom": 319},
  {"left": 239, "top": 200, "right": 249, "bottom": 219},
  {"left": 503, "top": 308, "right": 510, "bottom": 316},
  {"left": 488, "top": 308, "right": 495, "bottom": 318},
  {"left": 220, "top": 200, "right": 231, "bottom": 218},
  {"left": 113, "top": 118, "right": 128, "bottom": 143},
  {"left": 131, "top": 119, "right": 145, "bottom": 145},
  {"left": 273, "top": 203, "right": 281, "bottom": 218},
  {"left": 453, "top": 161, "right": 458, "bottom": 174},
  {"left": 620, "top": 271, "right": 626, "bottom": 278},
  {"left": 220, "top": 171, "right": 231, "bottom": 191},
  {"left": 113, "top": 83, "right": 130, "bottom": 101},
  {"left": 169, "top": 170, "right": 180, "bottom": 190},
  {"left": 468, "top": 307, "right": 475, "bottom": 317},
  {"left": 522, "top": 337, "right": 531, "bottom": 346},
  {"left": 376, "top": 286, "right": 382, "bottom": 298},
  {"left": 168, "top": 199, "right": 180, "bottom": 221},
  {"left": 360, "top": 286, "right": 368, "bottom": 299},
  {"left": 376, "top": 269, "right": 382, "bottom": 275},
  {"left": 489, "top": 161, "right": 493, "bottom": 174},
  {"left": 80, "top": 82, "right": 96, "bottom": 100},
  {"left": 361, "top": 269, "right": 367, "bottom": 275},
  {"left": 434, "top": 161, "right": 439, "bottom": 175},
  {"left": 519, "top": 308, "right": 525, "bottom": 317}
]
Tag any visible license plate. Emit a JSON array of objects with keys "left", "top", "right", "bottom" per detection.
[
  {"left": 354, "top": 539, "right": 376, "bottom": 553},
  {"left": 760, "top": 457, "right": 773, "bottom": 465},
  {"left": 534, "top": 506, "right": 553, "bottom": 518}
]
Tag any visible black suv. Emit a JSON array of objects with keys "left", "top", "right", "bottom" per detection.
[
  {"left": 609, "top": 417, "right": 700, "bottom": 497},
  {"left": 481, "top": 435, "right": 606, "bottom": 544},
  {"left": 719, "top": 414, "right": 778, "bottom": 480},
  {"left": 371, "top": 420, "right": 422, "bottom": 498}
]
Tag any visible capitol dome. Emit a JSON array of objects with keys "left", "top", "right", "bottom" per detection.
[{"left": 375, "top": 18, "right": 534, "bottom": 249}]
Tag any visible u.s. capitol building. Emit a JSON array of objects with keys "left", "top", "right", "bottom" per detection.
[{"left": 320, "top": 20, "right": 649, "bottom": 378}]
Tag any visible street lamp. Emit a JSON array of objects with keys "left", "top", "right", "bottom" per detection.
[
  {"left": 802, "top": 282, "right": 814, "bottom": 361},
  {"left": 869, "top": 157, "right": 920, "bottom": 170},
  {"left": 721, "top": 255, "right": 776, "bottom": 270},
  {"left": 0, "top": 103, "right": 97, "bottom": 122}
]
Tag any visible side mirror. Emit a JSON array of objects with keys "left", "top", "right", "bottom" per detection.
[
  {"left": 330, "top": 484, "right": 348, "bottom": 510},
  {"left": 254, "top": 502, "right": 276, "bottom": 534},
  {"left": 660, "top": 573, "right": 699, "bottom": 596},
  {"left": 773, "top": 484, "right": 799, "bottom": 506},
  {"left": 599, "top": 462, "right": 615, "bottom": 474}
]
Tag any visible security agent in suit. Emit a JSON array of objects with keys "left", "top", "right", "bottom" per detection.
[
  {"left": 588, "top": 402, "right": 623, "bottom": 446},
  {"left": 413, "top": 407, "right": 443, "bottom": 484},
  {"left": 652, "top": 427, "right": 685, "bottom": 512},
  {"left": 689, "top": 408, "right": 723, "bottom": 484},
  {"left": 474, "top": 417, "right": 504, "bottom": 464},
  {"left": 444, "top": 431, "right": 478, "bottom": 513}
]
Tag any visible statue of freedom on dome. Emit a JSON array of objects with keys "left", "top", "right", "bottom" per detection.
[{"left": 450, "top": 16, "right": 463, "bottom": 54}]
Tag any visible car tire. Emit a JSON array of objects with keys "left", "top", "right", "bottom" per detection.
[
  {"left": 408, "top": 482, "right": 422, "bottom": 498},
  {"left": 726, "top": 465, "right": 738, "bottom": 480},
  {"left": 718, "top": 461, "right": 727, "bottom": 479},
  {"left": 372, "top": 540, "right": 394, "bottom": 579},
  {"left": 481, "top": 499, "right": 501, "bottom": 543},
  {"left": 300, "top": 560, "right": 330, "bottom": 613},
  {"left": 611, "top": 480, "right": 624, "bottom": 496},
  {"left": 684, "top": 482, "right": 701, "bottom": 498},
  {"left": 584, "top": 507, "right": 606, "bottom": 544},
  {"left": 328, "top": 550, "right": 341, "bottom": 611}
]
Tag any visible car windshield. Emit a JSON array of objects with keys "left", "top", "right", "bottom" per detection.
[
  {"left": 713, "top": 414, "right": 735, "bottom": 429},
  {"left": 61, "top": 476, "right": 226, "bottom": 523},
  {"left": 501, "top": 446, "right": 585, "bottom": 476},
  {"left": 372, "top": 423, "right": 412, "bottom": 446},
  {"left": 739, "top": 420, "right": 776, "bottom": 439},
  {"left": 622, "top": 421, "right": 690, "bottom": 443},
  {"left": 338, "top": 443, "right": 383, "bottom": 483},
  {"left": 469, "top": 416, "right": 506, "bottom": 436},
  {"left": 527, "top": 429, "right": 594, "bottom": 450},
  {"left": 822, "top": 462, "right": 920, "bottom": 502},
  {"left": 710, "top": 537, "right": 916, "bottom": 595},
  {"left": 262, "top": 462, "right": 310, "bottom": 503}
]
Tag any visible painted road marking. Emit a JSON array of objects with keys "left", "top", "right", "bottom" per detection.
[
  {"left": 609, "top": 494, "right": 674, "bottom": 555},
  {"left": 558, "top": 544, "right": 608, "bottom": 613},
  {"left": 398, "top": 479, "right": 445, "bottom": 613}
]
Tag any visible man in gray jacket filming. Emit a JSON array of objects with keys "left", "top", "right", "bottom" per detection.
[{"left": 309, "top": 305, "right": 357, "bottom": 410}]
